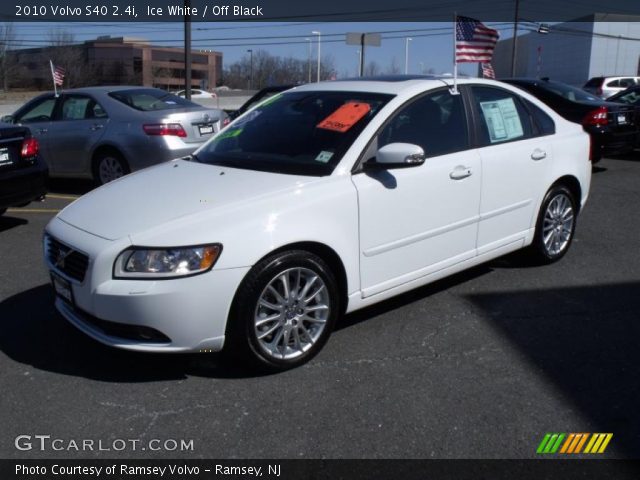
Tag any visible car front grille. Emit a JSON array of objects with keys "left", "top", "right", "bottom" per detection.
[{"left": 45, "top": 235, "right": 90, "bottom": 282}]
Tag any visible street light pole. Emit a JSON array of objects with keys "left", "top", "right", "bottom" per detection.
[
  {"left": 405, "top": 37, "right": 412, "bottom": 74},
  {"left": 312, "top": 31, "right": 321, "bottom": 82},
  {"left": 183, "top": 0, "right": 192, "bottom": 99},
  {"left": 247, "top": 49, "right": 253, "bottom": 90},
  {"left": 305, "top": 38, "right": 311, "bottom": 83}
]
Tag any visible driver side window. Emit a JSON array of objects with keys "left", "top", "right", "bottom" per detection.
[
  {"left": 379, "top": 90, "right": 469, "bottom": 158},
  {"left": 17, "top": 97, "right": 57, "bottom": 123}
]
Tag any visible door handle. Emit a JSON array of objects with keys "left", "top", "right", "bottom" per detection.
[
  {"left": 37, "top": 128, "right": 48, "bottom": 134},
  {"left": 90, "top": 124, "right": 104, "bottom": 131},
  {"left": 531, "top": 149, "right": 547, "bottom": 161},
  {"left": 449, "top": 166, "right": 473, "bottom": 180}
]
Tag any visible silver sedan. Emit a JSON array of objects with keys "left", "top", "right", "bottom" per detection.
[{"left": 2, "top": 86, "right": 227, "bottom": 185}]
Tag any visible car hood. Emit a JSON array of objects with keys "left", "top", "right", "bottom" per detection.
[{"left": 58, "top": 160, "right": 313, "bottom": 241}]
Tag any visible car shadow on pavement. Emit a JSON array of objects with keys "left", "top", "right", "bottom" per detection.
[
  {"left": 0, "top": 284, "right": 260, "bottom": 382},
  {"left": 465, "top": 282, "right": 640, "bottom": 458},
  {"left": 337, "top": 265, "right": 493, "bottom": 332},
  {"left": 0, "top": 215, "right": 28, "bottom": 233},
  {"left": 48, "top": 178, "right": 96, "bottom": 196}
]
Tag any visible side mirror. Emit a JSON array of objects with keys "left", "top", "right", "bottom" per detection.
[
  {"left": 1, "top": 115, "right": 15, "bottom": 124},
  {"left": 370, "top": 143, "right": 425, "bottom": 168}
]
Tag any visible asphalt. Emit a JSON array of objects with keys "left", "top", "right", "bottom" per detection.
[{"left": 1, "top": 156, "right": 639, "bottom": 460}]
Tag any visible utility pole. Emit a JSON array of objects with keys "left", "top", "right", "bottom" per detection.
[
  {"left": 404, "top": 37, "right": 412, "bottom": 74},
  {"left": 184, "top": 0, "right": 192, "bottom": 99},
  {"left": 247, "top": 49, "right": 253, "bottom": 89},
  {"left": 305, "top": 38, "right": 311, "bottom": 83},
  {"left": 510, "top": 0, "right": 520, "bottom": 77},
  {"left": 312, "top": 31, "right": 321, "bottom": 82}
]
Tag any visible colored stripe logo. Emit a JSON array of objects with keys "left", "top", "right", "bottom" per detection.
[{"left": 537, "top": 433, "right": 612, "bottom": 454}]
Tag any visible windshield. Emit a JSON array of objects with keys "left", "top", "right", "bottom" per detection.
[
  {"left": 195, "top": 90, "right": 393, "bottom": 176},
  {"left": 109, "top": 89, "right": 199, "bottom": 111},
  {"left": 539, "top": 82, "right": 600, "bottom": 102}
]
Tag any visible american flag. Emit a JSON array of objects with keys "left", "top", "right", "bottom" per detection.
[
  {"left": 481, "top": 62, "right": 496, "bottom": 79},
  {"left": 455, "top": 16, "right": 500, "bottom": 63},
  {"left": 49, "top": 60, "right": 65, "bottom": 86}
]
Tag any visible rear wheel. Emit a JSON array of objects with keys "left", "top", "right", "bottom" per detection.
[
  {"left": 529, "top": 185, "right": 577, "bottom": 264},
  {"left": 226, "top": 250, "right": 339, "bottom": 372},
  {"left": 93, "top": 151, "right": 129, "bottom": 185}
]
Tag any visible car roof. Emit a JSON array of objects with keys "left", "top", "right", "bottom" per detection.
[{"left": 292, "top": 75, "right": 491, "bottom": 95}]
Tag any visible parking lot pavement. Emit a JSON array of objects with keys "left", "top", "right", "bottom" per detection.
[{"left": 1, "top": 156, "right": 639, "bottom": 459}]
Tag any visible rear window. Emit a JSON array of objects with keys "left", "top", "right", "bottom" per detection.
[
  {"left": 537, "top": 82, "right": 600, "bottom": 102},
  {"left": 108, "top": 89, "right": 199, "bottom": 111}
]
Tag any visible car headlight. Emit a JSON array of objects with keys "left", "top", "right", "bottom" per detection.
[{"left": 113, "top": 244, "right": 222, "bottom": 279}]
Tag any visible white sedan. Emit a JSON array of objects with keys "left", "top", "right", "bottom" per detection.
[
  {"left": 44, "top": 77, "right": 591, "bottom": 371},
  {"left": 173, "top": 89, "right": 215, "bottom": 99}
]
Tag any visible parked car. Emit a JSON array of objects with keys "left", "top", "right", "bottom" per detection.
[
  {"left": 503, "top": 78, "right": 637, "bottom": 162},
  {"left": 173, "top": 89, "right": 216, "bottom": 99},
  {"left": 0, "top": 123, "right": 47, "bottom": 216},
  {"left": 607, "top": 85, "right": 640, "bottom": 149},
  {"left": 44, "top": 77, "right": 591, "bottom": 371},
  {"left": 225, "top": 85, "right": 294, "bottom": 121},
  {"left": 1, "top": 87, "right": 227, "bottom": 185},
  {"left": 583, "top": 76, "right": 640, "bottom": 99}
]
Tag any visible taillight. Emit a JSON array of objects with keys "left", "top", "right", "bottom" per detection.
[
  {"left": 143, "top": 123, "right": 187, "bottom": 137},
  {"left": 21, "top": 137, "right": 39, "bottom": 157},
  {"left": 583, "top": 106, "right": 608, "bottom": 126}
]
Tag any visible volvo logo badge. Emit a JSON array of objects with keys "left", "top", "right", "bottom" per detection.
[{"left": 54, "top": 248, "right": 73, "bottom": 269}]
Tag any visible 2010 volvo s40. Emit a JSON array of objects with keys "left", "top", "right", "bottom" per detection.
[{"left": 44, "top": 77, "right": 592, "bottom": 371}]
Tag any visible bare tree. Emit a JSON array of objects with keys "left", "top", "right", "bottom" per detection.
[
  {"left": 47, "top": 29, "right": 95, "bottom": 87},
  {"left": 223, "top": 50, "right": 337, "bottom": 89},
  {"left": 386, "top": 56, "right": 401, "bottom": 74},
  {"left": 0, "top": 23, "right": 17, "bottom": 91},
  {"left": 364, "top": 61, "right": 381, "bottom": 76}
]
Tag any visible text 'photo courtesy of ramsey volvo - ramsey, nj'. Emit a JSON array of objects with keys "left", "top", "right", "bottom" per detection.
[{"left": 43, "top": 76, "right": 591, "bottom": 371}]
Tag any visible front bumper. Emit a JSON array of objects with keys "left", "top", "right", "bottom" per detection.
[{"left": 45, "top": 217, "right": 249, "bottom": 353}]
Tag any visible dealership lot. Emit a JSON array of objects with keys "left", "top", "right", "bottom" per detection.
[{"left": 1, "top": 155, "right": 639, "bottom": 459}]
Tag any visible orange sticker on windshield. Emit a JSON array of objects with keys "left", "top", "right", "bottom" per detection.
[{"left": 317, "top": 102, "right": 371, "bottom": 132}]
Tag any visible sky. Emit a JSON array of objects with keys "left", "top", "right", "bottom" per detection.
[{"left": 9, "top": 21, "right": 521, "bottom": 79}]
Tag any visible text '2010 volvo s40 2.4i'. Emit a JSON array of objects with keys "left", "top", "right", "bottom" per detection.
[{"left": 44, "top": 76, "right": 592, "bottom": 371}]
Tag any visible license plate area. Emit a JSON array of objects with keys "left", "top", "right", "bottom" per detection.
[
  {"left": 617, "top": 113, "right": 627, "bottom": 125},
  {"left": 198, "top": 124, "right": 214, "bottom": 135},
  {"left": 0, "top": 147, "right": 13, "bottom": 168},
  {"left": 51, "top": 271, "right": 74, "bottom": 305}
]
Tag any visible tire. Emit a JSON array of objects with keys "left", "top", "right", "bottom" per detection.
[
  {"left": 529, "top": 184, "right": 578, "bottom": 264},
  {"left": 226, "top": 250, "right": 340, "bottom": 372},
  {"left": 92, "top": 151, "right": 129, "bottom": 186},
  {"left": 0, "top": 208, "right": 6, "bottom": 216}
]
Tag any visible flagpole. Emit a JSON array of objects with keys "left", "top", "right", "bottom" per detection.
[
  {"left": 49, "top": 60, "right": 58, "bottom": 97},
  {"left": 453, "top": 12, "right": 458, "bottom": 94}
]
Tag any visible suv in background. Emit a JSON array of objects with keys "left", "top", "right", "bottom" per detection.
[{"left": 583, "top": 76, "right": 640, "bottom": 99}]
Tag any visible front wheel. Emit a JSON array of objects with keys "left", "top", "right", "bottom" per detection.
[
  {"left": 529, "top": 185, "right": 578, "bottom": 264},
  {"left": 226, "top": 250, "right": 340, "bottom": 372},
  {"left": 93, "top": 152, "right": 129, "bottom": 186}
]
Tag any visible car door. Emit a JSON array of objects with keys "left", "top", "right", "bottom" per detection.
[
  {"left": 45, "top": 94, "right": 109, "bottom": 174},
  {"left": 468, "top": 85, "right": 551, "bottom": 255},
  {"left": 352, "top": 89, "right": 481, "bottom": 297},
  {"left": 13, "top": 95, "right": 58, "bottom": 171}
]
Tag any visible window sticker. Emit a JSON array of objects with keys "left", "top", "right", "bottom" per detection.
[
  {"left": 258, "top": 93, "right": 283, "bottom": 108},
  {"left": 215, "top": 128, "right": 243, "bottom": 141},
  {"left": 317, "top": 102, "right": 371, "bottom": 133},
  {"left": 315, "top": 151, "right": 334, "bottom": 163},
  {"left": 479, "top": 98, "right": 524, "bottom": 143}
]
